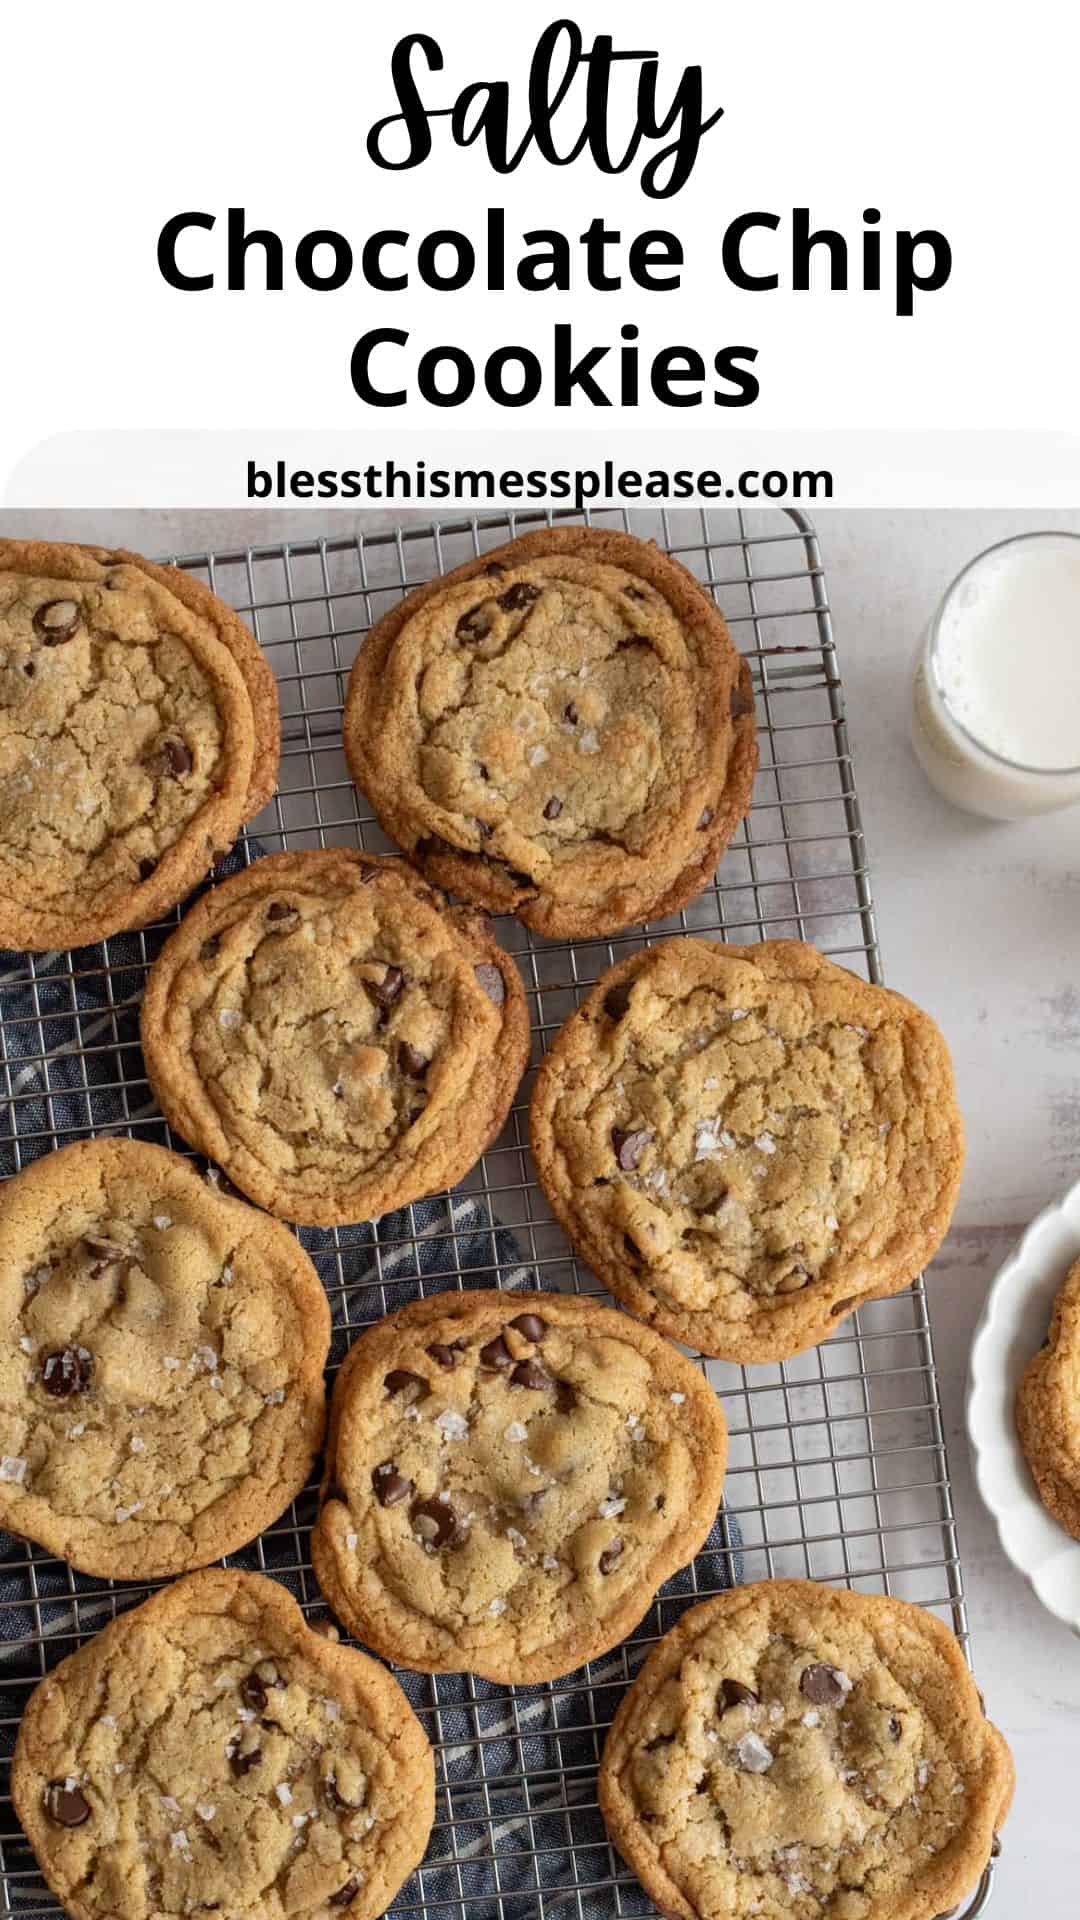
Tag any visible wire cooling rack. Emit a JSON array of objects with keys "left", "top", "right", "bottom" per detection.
[{"left": 0, "top": 507, "right": 993, "bottom": 1919}]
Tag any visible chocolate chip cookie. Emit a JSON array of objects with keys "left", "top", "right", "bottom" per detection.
[
  {"left": 344, "top": 525, "right": 757, "bottom": 938},
  {"left": 12, "top": 1568, "right": 434, "bottom": 1920},
  {"left": 530, "top": 938, "right": 964, "bottom": 1363},
  {"left": 1016, "top": 1252, "right": 1080, "bottom": 1541},
  {"left": 0, "top": 1137, "right": 329, "bottom": 1579},
  {"left": 599, "top": 1579, "right": 1013, "bottom": 1920},
  {"left": 141, "top": 848, "right": 529, "bottom": 1226},
  {"left": 0, "top": 540, "right": 279, "bottom": 952},
  {"left": 311, "top": 1288, "right": 728, "bottom": 1683}
]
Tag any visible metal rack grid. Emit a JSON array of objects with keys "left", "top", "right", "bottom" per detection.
[{"left": 0, "top": 507, "right": 993, "bottom": 1919}]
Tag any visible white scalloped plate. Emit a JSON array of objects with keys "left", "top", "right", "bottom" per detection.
[{"left": 967, "top": 1177, "right": 1080, "bottom": 1634}]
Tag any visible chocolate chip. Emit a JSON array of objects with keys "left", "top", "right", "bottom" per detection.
[
  {"left": 398, "top": 1042, "right": 429, "bottom": 1077},
  {"left": 510, "top": 1358, "right": 549, "bottom": 1392},
  {"left": 200, "top": 935, "right": 221, "bottom": 964},
  {"left": 33, "top": 600, "right": 80, "bottom": 644},
  {"left": 598, "top": 1536, "right": 624, "bottom": 1574},
  {"left": 887, "top": 1716, "right": 901, "bottom": 1741},
  {"left": 519, "top": 1488, "right": 548, "bottom": 1518},
  {"left": 330, "top": 1879, "right": 361, "bottom": 1908},
  {"left": 622, "top": 1233, "right": 644, "bottom": 1266},
  {"left": 644, "top": 1732, "right": 674, "bottom": 1751},
  {"left": 730, "top": 683, "right": 755, "bottom": 720},
  {"left": 426, "top": 1341, "right": 465, "bottom": 1369},
  {"left": 799, "top": 1663, "right": 847, "bottom": 1705},
  {"left": 415, "top": 833, "right": 457, "bottom": 861},
  {"left": 477, "top": 763, "right": 490, "bottom": 782},
  {"left": 44, "top": 1782, "right": 90, "bottom": 1827},
  {"left": 138, "top": 857, "right": 157, "bottom": 882},
  {"left": 384, "top": 1369, "right": 428, "bottom": 1405},
  {"left": 456, "top": 606, "right": 494, "bottom": 643},
  {"left": 479, "top": 1334, "right": 513, "bottom": 1371},
  {"left": 830, "top": 1297, "right": 858, "bottom": 1318},
  {"left": 604, "top": 982, "right": 632, "bottom": 1021},
  {"left": 718, "top": 1678, "right": 759, "bottom": 1711},
  {"left": 82, "top": 1233, "right": 127, "bottom": 1261},
  {"left": 563, "top": 702, "right": 579, "bottom": 724},
  {"left": 41, "top": 1347, "right": 92, "bottom": 1398},
  {"left": 612, "top": 1127, "right": 652, "bottom": 1171},
  {"left": 474, "top": 964, "right": 505, "bottom": 1007},
  {"left": 23, "top": 660, "right": 36, "bottom": 677},
  {"left": 555, "top": 1378, "right": 578, "bottom": 1412},
  {"left": 410, "top": 1495, "right": 463, "bottom": 1548},
  {"left": 475, "top": 818, "right": 494, "bottom": 840},
  {"left": 697, "top": 807, "right": 714, "bottom": 830},
  {"left": 484, "top": 560, "right": 507, "bottom": 578},
  {"left": 543, "top": 796, "right": 563, "bottom": 820},
  {"left": 320, "top": 1753, "right": 367, "bottom": 1810},
  {"left": 364, "top": 965, "right": 403, "bottom": 1012},
  {"left": 157, "top": 737, "right": 193, "bottom": 779},
  {"left": 228, "top": 1742, "right": 262, "bottom": 1778},
  {"left": 623, "top": 584, "right": 649, "bottom": 602},
  {"left": 240, "top": 1663, "right": 285, "bottom": 1712},
  {"left": 498, "top": 582, "right": 541, "bottom": 612},
  {"left": 371, "top": 1461, "right": 413, "bottom": 1506},
  {"left": 266, "top": 900, "right": 295, "bottom": 922},
  {"left": 509, "top": 1312, "right": 547, "bottom": 1342}
]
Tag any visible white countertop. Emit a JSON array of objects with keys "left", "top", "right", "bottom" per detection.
[{"left": 6, "top": 504, "right": 1078, "bottom": 1911}]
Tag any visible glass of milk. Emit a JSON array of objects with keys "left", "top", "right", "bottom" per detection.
[{"left": 911, "top": 531, "right": 1080, "bottom": 818}]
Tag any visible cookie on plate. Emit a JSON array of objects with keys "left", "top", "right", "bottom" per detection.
[
  {"left": 12, "top": 1568, "right": 434, "bottom": 1920},
  {"left": 1016, "top": 1252, "right": 1080, "bottom": 1540},
  {"left": 343, "top": 524, "right": 757, "bottom": 938},
  {"left": 0, "top": 1138, "right": 329, "bottom": 1579},
  {"left": 141, "top": 848, "right": 529, "bottom": 1226},
  {"left": 530, "top": 938, "right": 964, "bottom": 1363},
  {"left": 0, "top": 540, "right": 279, "bottom": 952},
  {"left": 599, "top": 1579, "right": 1013, "bottom": 1920},
  {"left": 311, "top": 1289, "right": 728, "bottom": 1683}
]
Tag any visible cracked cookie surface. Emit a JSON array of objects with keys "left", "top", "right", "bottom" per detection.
[
  {"left": 344, "top": 526, "right": 757, "bottom": 939},
  {"left": 0, "top": 541, "right": 278, "bottom": 952},
  {"left": 0, "top": 1138, "right": 329, "bottom": 1579},
  {"left": 1016, "top": 1252, "right": 1080, "bottom": 1540},
  {"left": 311, "top": 1289, "right": 728, "bottom": 1682},
  {"left": 599, "top": 1579, "right": 1013, "bottom": 1920},
  {"left": 141, "top": 849, "right": 529, "bottom": 1226},
  {"left": 530, "top": 939, "right": 964, "bottom": 1363},
  {"left": 12, "top": 1568, "right": 434, "bottom": 1920}
]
